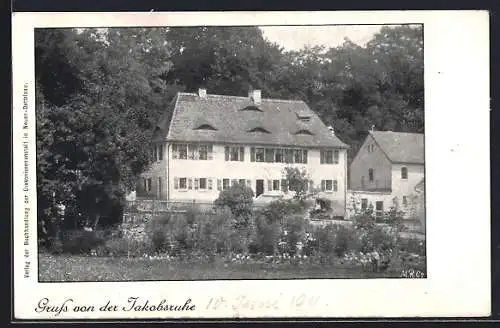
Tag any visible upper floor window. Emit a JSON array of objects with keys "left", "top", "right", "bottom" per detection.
[
  {"left": 250, "top": 147, "right": 307, "bottom": 164},
  {"left": 152, "top": 144, "right": 163, "bottom": 161},
  {"left": 172, "top": 143, "right": 213, "bottom": 160},
  {"left": 320, "top": 149, "right": 339, "bottom": 164},
  {"left": 225, "top": 146, "right": 244, "bottom": 161},
  {"left": 401, "top": 167, "right": 408, "bottom": 179},
  {"left": 367, "top": 144, "right": 375, "bottom": 152},
  {"left": 143, "top": 178, "right": 152, "bottom": 192},
  {"left": 368, "top": 168, "right": 374, "bottom": 182}
]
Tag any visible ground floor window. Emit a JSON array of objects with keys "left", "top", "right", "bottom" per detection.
[
  {"left": 321, "top": 179, "right": 338, "bottom": 192},
  {"left": 361, "top": 198, "right": 368, "bottom": 210},
  {"left": 272, "top": 179, "right": 280, "bottom": 191}
]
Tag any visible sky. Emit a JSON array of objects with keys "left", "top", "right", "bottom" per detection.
[{"left": 259, "top": 25, "right": 384, "bottom": 51}]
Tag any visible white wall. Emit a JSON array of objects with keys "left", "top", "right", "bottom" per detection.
[
  {"left": 162, "top": 144, "right": 347, "bottom": 207},
  {"left": 391, "top": 163, "right": 425, "bottom": 199}
]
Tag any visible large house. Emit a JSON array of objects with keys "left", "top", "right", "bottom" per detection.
[
  {"left": 137, "top": 88, "right": 349, "bottom": 214},
  {"left": 348, "top": 130, "right": 425, "bottom": 217}
]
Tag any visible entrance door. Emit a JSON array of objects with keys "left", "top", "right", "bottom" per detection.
[{"left": 256, "top": 179, "right": 264, "bottom": 197}]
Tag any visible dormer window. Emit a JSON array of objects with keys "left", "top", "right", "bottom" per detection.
[
  {"left": 194, "top": 123, "right": 217, "bottom": 131},
  {"left": 296, "top": 111, "right": 311, "bottom": 122},
  {"left": 240, "top": 105, "right": 263, "bottom": 112},
  {"left": 294, "top": 129, "right": 314, "bottom": 136},
  {"left": 247, "top": 127, "right": 271, "bottom": 133}
]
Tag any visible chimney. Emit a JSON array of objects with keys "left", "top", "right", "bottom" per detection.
[
  {"left": 198, "top": 88, "right": 207, "bottom": 99},
  {"left": 249, "top": 89, "right": 261, "bottom": 106},
  {"left": 327, "top": 125, "right": 335, "bottom": 135}
]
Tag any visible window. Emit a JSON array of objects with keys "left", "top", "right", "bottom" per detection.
[
  {"left": 375, "top": 201, "right": 384, "bottom": 218},
  {"left": 226, "top": 146, "right": 244, "bottom": 161},
  {"left": 367, "top": 144, "right": 375, "bottom": 152},
  {"left": 368, "top": 169, "right": 374, "bottom": 182},
  {"left": 222, "top": 179, "right": 230, "bottom": 190},
  {"left": 361, "top": 198, "right": 368, "bottom": 210},
  {"left": 239, "top": 179, "right": 246, "bottom": 186},
  {"left": 402, "top": 196, "right": 408, "bottom": 207},
  {"left": 273, "top": 180, "right": 280, "bottom": 191},
  {"left": 176, "top": 144, "right": 187, "bottom": 159},
  {"left": 153, "top": 145, "right": 163, "bottom": 161},
  {"left": 321, "top": 149, "right": 339, "bottom": 164},
  {"left": 321, "top": 150, "right": 333, "bottom": 164},
  {"left": 401, "top": 167, "right": 408, "bottom": 179},
  {"left": 251, "top": 147, "right": 306, "bottom": 164},
  {"left": 179, "top": 178, "right": 187, "bottom": 190},
  {"left": 294, "top": 129, "right": 314, "bottom": 135},
  {"left": 158, "top": 177, "right": 162, "bottom": 195},
  {"left": 265, "top": 148, "right": 274, "bottom": 162},
  {"left": 199, "top": 178, "right": 207, "bottom": 190},
  {"left": 274, "top": 148, "right": 284, "bottom": 163},
  {"left": 321, "top": 179, "right": 338, "bottom": 192},
  {"left": 172, "top": 143, "right": 212, "bottom": 160},
  {"left": 194, "top": 123, "right": 217, "bottom": 130},
  {"left": 285, "top": 149, "right": 294, "bottom": 163},
  {"left": 199, "top": 145, "right": 208, "bottom": 160},
  {"left": 144, "top": 178, "right": 152, "bottom": 192}
]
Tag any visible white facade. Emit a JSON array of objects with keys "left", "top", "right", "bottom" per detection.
[{"left": 139, "top": 142, "right": 347, "bottom": 213}]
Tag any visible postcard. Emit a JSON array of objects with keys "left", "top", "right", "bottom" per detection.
[{"left": 12, "top": 10, "right": 490, "bottom": 320}]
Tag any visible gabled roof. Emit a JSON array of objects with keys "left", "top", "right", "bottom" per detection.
[
  {"left": 157, "top": 92, "right": 349, "bottom": 148},
  {"left": 369, "top": 130, "right": 424, "bottom": 164}
]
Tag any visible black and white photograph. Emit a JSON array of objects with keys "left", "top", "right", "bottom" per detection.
[
  {"left": 12, "top": 11, "right": 489, "bottom": 319},
  {"left": 35, "top": 24, "right": 426, "bottom": 281}
]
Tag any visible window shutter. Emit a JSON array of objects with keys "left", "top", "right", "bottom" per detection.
[
  {"left": 172, "top": 144, "right": 178, "bottom": 159},
  {"left": 250, "top": 147, "right": 255, "bottom": 162},
  {"left": 267, "top": 180, "right": 272, "bottom": 191},
  {"left": 239, "top": 147, "right": 244, "bottom": 161},
  {"left": 303, "top": 150, "right": 308, "bottom": 163},
  {"left": 159, "top": 145, "right": 163, "bottom": 160},
  {"left": 208, "top": 179, "right": 213, "bottom": 190},
  {"left": 174, "top": 178, "right": 178, "bottom": 189},
  {"left": 143, "top": 179, "right": 147, "bottom": 191},
  {"left": 281, "top": 179, "right": 287, "bottom": 192},
  {"left": 225, "top": 146, "right": 229, "bottom": 161},
  {"left": 321, "top": 180, "right": 325, "bottom": 191},
  {"left": 320, "top": 150, "right": 324, "bottom": 164},
  {"left": 246, "top": 180, "right": 251, "bottom": 188},
  {"left": 217, "top": 179, "right": 221, "bottom": 191},
  {"left": 194, "top": 178, "right": 199, "bottom": 190},
  {"left": 188, "top": 178, "right": 193, "bottom": 190},
  {"left": 333, "top": 180, "right": 338, "bottom": 191},
  {"left": 208, "top": 145, "right": 213, "bottom": 160},
  {"left": 309, "top": 180, "right": 314, "bottom": 192},
  {"left": 334, "top": 150, "right": 339, "bottom": 164}
]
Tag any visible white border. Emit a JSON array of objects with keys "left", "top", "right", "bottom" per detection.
[{"left": 12, "top": 11, "right": 490, "bottom": 319}]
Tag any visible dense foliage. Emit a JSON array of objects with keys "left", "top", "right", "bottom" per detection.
[{"left": 36, "top": 26, "right": 423, "bottom": 244}]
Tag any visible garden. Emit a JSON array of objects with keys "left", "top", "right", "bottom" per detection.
[{"left": 39, "top": 183, "right": 426, "bottom": 282}]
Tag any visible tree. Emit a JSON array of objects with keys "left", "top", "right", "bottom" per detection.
[
  {"left": 35, "top": 28, "right": 175, "bottom": 242},
  {"left": 214, "top": 183, "right": 254, "bottom": 227},
  {"left": 282, "top": 167, "right": 310, "bottom": 201}
]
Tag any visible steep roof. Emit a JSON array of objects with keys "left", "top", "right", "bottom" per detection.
[
  {"left": 369, "top": 131, "right": 424, "bottom": 164},
  {"left": 156, "top": 92, "right": 349, "bottom": 148}
]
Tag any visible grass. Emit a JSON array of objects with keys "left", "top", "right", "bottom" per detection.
[{"left": 38, "top": 252, "right": 403, "bottom": 282}]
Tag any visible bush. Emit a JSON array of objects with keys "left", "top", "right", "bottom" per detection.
[
  {"left": 261, "top": 199, "right": 306, "bottom": 224},
  {"left": 252, "top": 214, "right": 282, "bottom": 255},
  {"left": 61, "top": 230, "right": 106, "bottom": 254},
  {"left": 102, "top": 237, "right": 150, "bottom": 257},
  {"left": 284, "top": 216, "right": 308, "bottom": 255},
  {"left": 214, "top": 183, "right": 254, "bottom": 227},
  {"left": 194, "top": 208, "right": 234, "bottom": 254}
]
